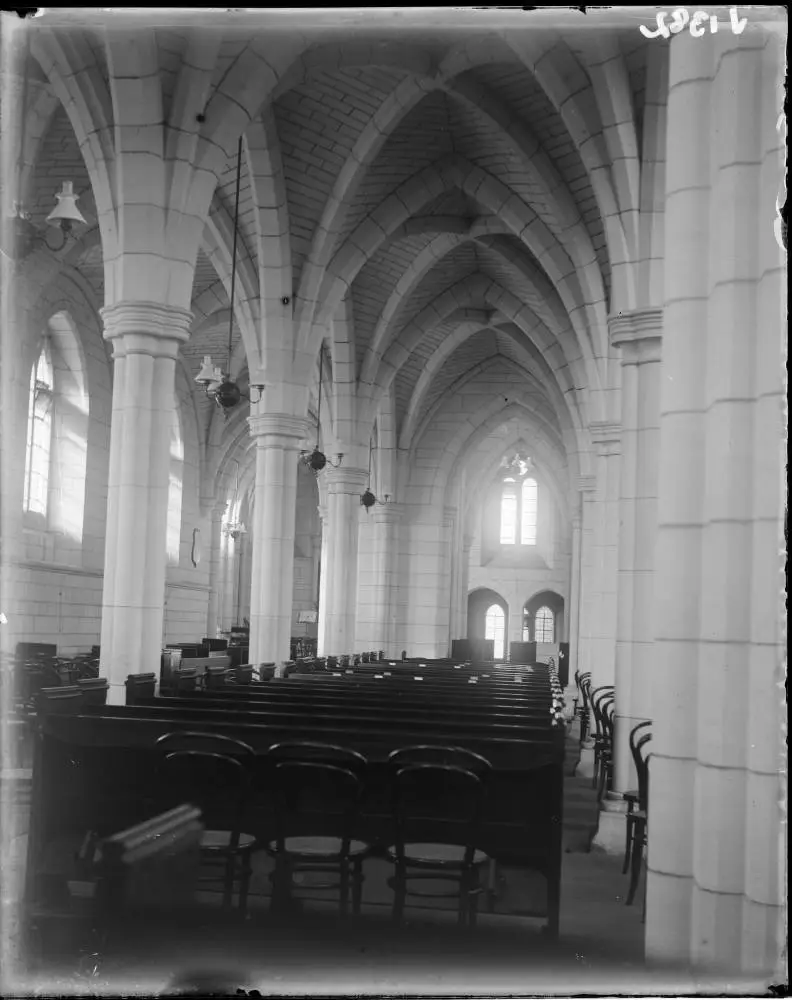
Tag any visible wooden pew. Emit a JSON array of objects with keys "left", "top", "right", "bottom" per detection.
[{"left": 24, "top": 664, "right": 565, "bottom": 939}]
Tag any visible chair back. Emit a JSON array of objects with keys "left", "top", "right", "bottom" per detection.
[
  {"left": 590, "top": 686, "right": 614, "bottom": 740},
  {"left": 265, "top": 742, "right": 367, "bottom": 853},
  {"left": 635, "top": 732, "right": 653, "bottom": 812},
  {"left": 387, "top": 745, "right": 491, "bottom": 866},
  {"left": 155, "top": 732, "right": 255, "bottom": 842}
]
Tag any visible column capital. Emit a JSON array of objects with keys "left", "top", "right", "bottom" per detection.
[
  {"left": 372, "top": 502, "right": 403, "bottom": 525},
  {"left": 610, "top": 308, "right": 663, "bottom": 364},
  {"left": 101, "top": 301, "right": 193, "bottom": 358},
  {"left": 578, "top": 474, "right": 597, "bottom": 493},
  {"left": 323, "top": 466, "right": 369, "bottom": 494},
  {"left": 248, "top": 412, "right": 311, "bottom": 447}
]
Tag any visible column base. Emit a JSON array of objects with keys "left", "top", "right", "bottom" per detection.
[
  {"left": 107, "top": 682, "right": 126, "bottom": 707},
  {"left": 577, "top": 744, "right": 596, "bottom": 780},
  {"left": 592, "top": 792, "right": 629, "bottom": 855}
]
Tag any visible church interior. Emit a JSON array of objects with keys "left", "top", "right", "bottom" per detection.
[{"left": 0, "top": 7, "right": 786, "bottom": 996}]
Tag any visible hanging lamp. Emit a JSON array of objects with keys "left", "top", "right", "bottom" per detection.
[
  {"left": 360, "top": 435, "right": 390, "bottom": 509},
  {"left": 300, "top": 347, "right": 343, "bottom": 473},
  {"left": 1, "top": 35, "right": 86, "bottom": 261},
  {"left": 195, "top": 135, "right": 265, "bottom": 417}
]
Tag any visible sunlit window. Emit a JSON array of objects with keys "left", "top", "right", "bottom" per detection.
[
  {"left": 499, "top": 479, "right": 517, "bottom": 544},
  {"left": 485, "top": 604, "right": 505, "bottom": 660},
  {"left": 500, "top": 474, "right": 538, "bottom": 546},
  {"left": 521, "top": 478, "right": 538, "bottom": 545},
  {"left": 167, "top": 408, "right": 183, "bottom": 564},
  {"left": 24, "top": 343, "right": 54, "bottom": 516},
  {"left": 534, "top": 606, "right": 554, "bottom": 643}
]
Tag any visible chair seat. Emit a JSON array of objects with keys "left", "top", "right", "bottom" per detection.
[
  {"left": 386, "top": 843, "right": 489, "bottom": 866},
  {"left": 626, "top": 809, "right": 647, "bottom": 822},
  {"left": 200, "top": 830, "right": 257, "bottom": 851},
  {"left": 623, "top": 789, "right": 638, "bottom": 802},
  {"left": 268, "top": 836, "right": 369, "bottom": 858}
]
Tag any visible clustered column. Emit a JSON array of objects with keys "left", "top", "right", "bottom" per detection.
[
  {"left": 610, "top": 310, "right": 663, "bottom": 793},
  {"left": 588, "top": 423, "right": 621, "bottom": 690},
  {"left": 370, "top": 502, "right": 402, "bottom": 655},
  {"left": 645, "top": 31, "right": 785, "bottom": 976},
  {"left": 247, "top": 413, "right": 310, "bottom": 665},
  {"left": 204, "top": 500, "right": 228, "bottom": 638},
  {"left": 317, "top": 466, "right": 369, "bottom": 656},
  {"left": 99, "top": 301, "right": 191, "bottom": 703}
]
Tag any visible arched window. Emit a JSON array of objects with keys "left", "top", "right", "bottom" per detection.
[
  {"left": 520, "top": 478, "right": 538, "bottom": 545},
  {"left": 499, "top": 474, "right": 538, "bottom": 546},
  {"left": 24, "top": 341, "right": 54, "bottom": 516},
  {"left": 167, "top": 407, "right": 183, "bottom": 564},
  {"left": 534, "top": 606, "right": 554, "bottom": 643},
  {"left": 484, "top": 604, "right": 505, "bottom": 660}
]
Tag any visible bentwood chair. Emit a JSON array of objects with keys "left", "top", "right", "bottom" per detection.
[
  {"left": 577, "top": 672, "right": 593, "bottom": 743},
  {"left": 385, "top": 745, "right": 492, "bottom": 927},
  {"left": 625, "top": 731, "right": 652, "bottom": 909},
  {"left": 622, "top": 721, "right": 652, "bottom": 874},
  {"left": 264, "top": 742, "right": 370, "bottom": 916},
  {"left": 590, "top": 685, "right": 614, "bottom": 790},
  {"left": 155, "top": 732, "right": 259, "bottom": 915}
]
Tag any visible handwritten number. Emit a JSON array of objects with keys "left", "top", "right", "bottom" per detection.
[
  {"left": 640, "top": 12, "right": 670, "bottom": 38},
  {"left": 689, "top": 11, "right": 708, "bottom": 37},
  {"left": 730, "top": 6, "right": 747, "bottom": 33}
]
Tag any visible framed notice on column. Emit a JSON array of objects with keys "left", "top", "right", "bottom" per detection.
[{"left": 297, "top": 610, "right": 318, "bottom": 624}]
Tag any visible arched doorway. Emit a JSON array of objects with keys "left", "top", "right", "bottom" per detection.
[
  {"left": 467, "top": 588, "right": 508, "bottom": 661},
  {"left": 522, "top": 590, "right": 565, "bottom": 652}
]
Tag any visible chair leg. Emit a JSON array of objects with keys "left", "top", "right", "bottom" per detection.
[
  {"left": 339, "top": 861, "right": 350, "bottom": 917},
  {"left": 238, "top": 851, "right": 252, "bottom": 916},
  {"left": 623, "top": 814, "right": 633, "bottom": 875},
  {"left": 351, "top": 858, "right": 364, "bottom": 916},
  {"left": 626, "top": 821, "right": 645, "bottom": 906},
  {"left": 391, "top": 866, "right": 406, "bottom": 924},
  {"left": 222, "top": 855, "right": 236, "bottom": 909}
]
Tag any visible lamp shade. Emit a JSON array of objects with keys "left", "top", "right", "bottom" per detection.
[
  {"left": 45, "top": 182, "right": 87, "bottom": 229},
  {"left": 195, "top": 357, "right": 217, "bottom": 385}
]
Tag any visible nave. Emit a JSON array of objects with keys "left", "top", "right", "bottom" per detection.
[{"left": 0, "top": 7, "right": 786, "bottom": 995}]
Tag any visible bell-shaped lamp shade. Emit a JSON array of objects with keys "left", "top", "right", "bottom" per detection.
[
  {"left": 195, "top": 356, "right": 217, "bottom": 386},
  {"left": 45, "top": 182, "right": 87, "bottom": 230}
]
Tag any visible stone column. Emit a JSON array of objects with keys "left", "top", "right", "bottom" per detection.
[
  {"left": 575, "top": 474, "right": 598, "bottom": 682},
  {"left": 317, "top": 466, "right": 368, "bottom": 655},
  {"left": 204, "top": 501, "right": 228, "bottom": 637},
  {"left": 316, "top": 502, "right": 329, "bottom": 655},
  {"left": 611, "top": 310, "right": 663, "bottom": 793},
  {"left": 370, "top": 502, "right": 402, "bottom": 655},
  {"left": 588, "top": 424, "right": 621, "bottom": 689},
  {"left": 567, "top": 507, "right": 582, "bottom": 675},
  {"left": 457, "top": 533, "right": 474, "bottom": 640},
  {"left": 247, "top": 413, "right": 310, "bottom": 664},
  {"left": 645, "top": 31, "right": 785, "bottom": 978},
  {"left": 98, "top": 302, "right": 191, "bottom": 704}
]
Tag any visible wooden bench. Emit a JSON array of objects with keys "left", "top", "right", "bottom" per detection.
[{"left": 24, "top": 666, "right": 565, "bottom": 940}]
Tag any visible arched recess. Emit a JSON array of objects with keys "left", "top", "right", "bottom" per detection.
[
  {"left": 467, "top": 587, "right": 508, "bottom": 658},
  {"left": 523, "top": 589, "right": 565, "bottom": 647}
]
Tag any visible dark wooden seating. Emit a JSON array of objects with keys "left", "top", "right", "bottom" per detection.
[
  {"left": 385, "top": 745, "right": 492, "bottom": 927},
  {"left": 625, "top": 728, "right": 652, "bottom": 910},
  {"left": 265, "top": 742, "right": 370, "bottom": 916},
  {"left": 125, "top": 673, "right": 157, "bottom": 704},
  {"left": 24, "top": 661, "right": 565, "bottom": 941},
  {"left": 77, "top": 677, "right": 109, "bottom": 707},
  {"left": 155, "top": 732, "right": 259, "bottom": 914}
]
